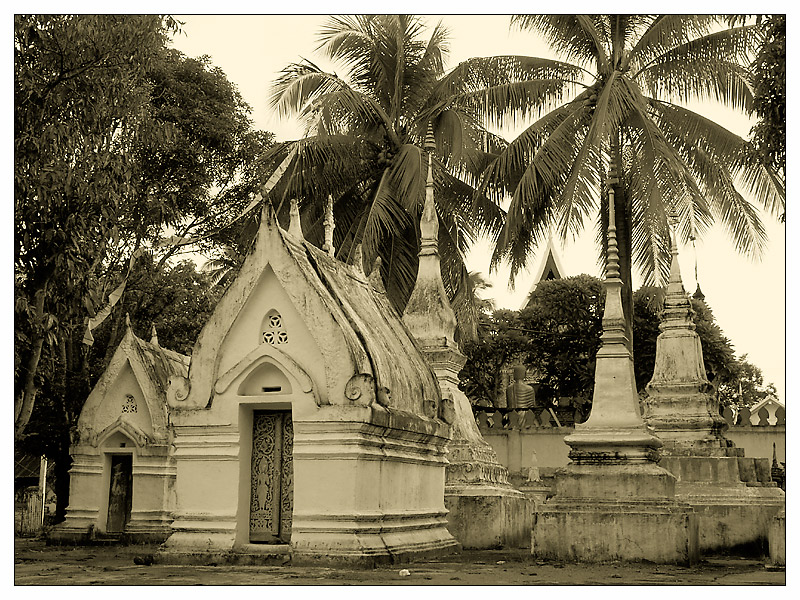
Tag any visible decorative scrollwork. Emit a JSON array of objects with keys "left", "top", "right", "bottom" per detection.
[
  {"left": 344, "top": 373, "right": 375, "bottom": 404},
  {"left": 279, "top": 416, "right": 294, "bottom": 542},
  {"left": 250, "top": 413, "right": 278, "bottom": 535},
  {"left": 167, "top": 375, "right": 190, "bottom": 405}
]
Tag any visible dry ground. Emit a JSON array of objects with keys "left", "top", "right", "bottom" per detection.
[{"left": 14, "top": 539, "right": 784, "bottom": 586}]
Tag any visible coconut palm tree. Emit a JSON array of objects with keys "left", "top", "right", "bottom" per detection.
[
  {"left": 263, "top": 15, "right": 508, "bottom": 340},
  {"left": 455, "top": 15, "right": 785, "bottom": 337}
]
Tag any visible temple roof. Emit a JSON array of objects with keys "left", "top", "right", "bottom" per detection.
[
  {"left": 185, "top": 202, "right": 441, "bottom": 416},
  {"left": 76, "top": 324, "right": 189, "bottom": 445},
  {"left": 519, "top": 237, "right": 566, "bottom": 310},
  {"left": 126, "top": 329, "right": 190, "bottom": 398}
]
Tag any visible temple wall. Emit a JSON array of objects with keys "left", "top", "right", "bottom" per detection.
[
  {"left": 725, "top": 426, "right": 785, "bottom": 463},
  {"left": 476, "top": 416, "right": 785, "bottom": 473}
]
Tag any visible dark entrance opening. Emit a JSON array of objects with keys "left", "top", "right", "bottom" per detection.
[{"left": 106, "top": 454, "right": 132, "bottom": 533}]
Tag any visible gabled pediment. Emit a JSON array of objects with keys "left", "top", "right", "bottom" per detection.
[{"left": 77, "top": 327, "right": 174, "bottom": 444}]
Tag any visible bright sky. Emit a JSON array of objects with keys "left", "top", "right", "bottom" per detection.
[{"left": 169, "top": 13, "right": 786, "bottom": 401}]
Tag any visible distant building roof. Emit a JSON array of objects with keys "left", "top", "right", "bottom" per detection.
[
  {"left": 519, "top": 237, "right": 566, "bottom": 310},
  {"left": 748, "top": 395, "right": 784, "bottom": 414}
]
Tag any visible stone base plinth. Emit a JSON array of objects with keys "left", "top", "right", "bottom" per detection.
[
  {"left": 159, "top": 519, "right": 459, "bottom": 566},
  {"left": 675, "top": 483, "right": 784, "bottom": 554},
  {"left": 768, "top": 511, "right": 785, "bottom": 567},
  {"left": 157, "top": 544, "right": 290, "bottom": 566},
  {"left": 534, "top": 499, "right": 698, "bottom": 564},
  {"left": 533, "top": 463, "right": 698, "bottom": 564},
  {"left": 660, "top": 455, "right": 785, "bottom": 553},
  {"left": 445, "top": 487, "right": 534, "bottom": 549}
]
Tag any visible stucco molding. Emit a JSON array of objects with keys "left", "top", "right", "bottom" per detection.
[{"left": 213, "top": 343, "right": 317, "bottom": 403}]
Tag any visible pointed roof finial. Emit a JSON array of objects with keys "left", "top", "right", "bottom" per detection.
[
  {"left": 322, "top": 194, "right": 335, "bottom": 257},
  {"left": 666, "top": 208, "right": 686, "bottom": 294},
  {"left": 150, "top": 323, "right": 159, "bottom": 346},
  {"left": 125, "top": 312, "right": 132, "bottom": 330},
  {"left": 693, "top": 284, "right": 705, "bottom": 301},
  {"left": 288, "top": 197, "right": 304, "bottom": 239},
  {"left": 420, "top": 123, "right": 438, "bottom": 253},
  {"left": 351, "top": 243, "right": 365, "bottom": 276},
  {"left": 368, "top": 256, "right": 386, "bottom": 294}
]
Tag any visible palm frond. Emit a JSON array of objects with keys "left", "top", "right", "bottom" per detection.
[
  {"left": 626, "top": 15, "right": 721, "bottom": 71},
  {"left": 512, "top": 15, "right": 609, "bottom": 69}
]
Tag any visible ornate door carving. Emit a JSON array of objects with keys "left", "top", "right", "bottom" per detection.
[{"left": 250, "top": 411, "right": 293, "bottom": 543}]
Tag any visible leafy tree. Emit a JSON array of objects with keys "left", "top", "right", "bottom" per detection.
[
  {"left": 15, "top": 15, "right": 273, "bottom": 517},
  {"left": 749, "top": 15, "right": 785, "bottom": 187},
  {"left": 16, "top": 259, "right": 223, "bottom": 520},
  {"left": 15, "top": 15, "right": 272, "bottom": 440},
  {"left": 519, "top": 275, "right": 605, "bottom": 402},
  {"left": 265, "top": 15, "right": 507, "bottom": 340},
  {"left": 717, "top": 354, "right": 778, "bottom": 409},
  {"left": 15, "top": 15, "right": 179, "bottom": 439},
  {"left": 469, "top": 15, "right": 784, "bottom": 347},
  {"left": 458, "top": 309, "right": 528, "bottom": 406}
]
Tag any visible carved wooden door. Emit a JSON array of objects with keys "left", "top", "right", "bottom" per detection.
[
  {"left": 249, "top": 411, "right": 293, "bottom": 543},
  {"left": 106, "top": 455, "right": 132, "bottom": 533}
]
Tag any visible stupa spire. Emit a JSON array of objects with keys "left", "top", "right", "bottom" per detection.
[
  {"left": 659, "top": 210, "right": 696, "bottom": 335},
  {"left": 564, "top": 153, "right": 661, "bottom": 460},
  {"left": 402, "top": 124, "right": 457, "bottom": 349}
]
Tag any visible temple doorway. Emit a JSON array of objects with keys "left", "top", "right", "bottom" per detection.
[
  {"left": 249, "top": 411, "right": 293, "bottom": 543},
  {"left": 106, "top": 454, "right": 132, "bottom": 533}
]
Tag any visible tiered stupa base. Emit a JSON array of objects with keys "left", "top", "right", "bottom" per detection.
[
  {"left": 658, "top": 447, "right": 784, "bottom": 554},
  {"left": 442, "top": 385, "right": 533, "bottom": 549},
  {"left": 649, "top": 415, "right": 785, "bottom": 553},
  {"left": 533, "top": 463, "right": 698, "bottom": 564}
]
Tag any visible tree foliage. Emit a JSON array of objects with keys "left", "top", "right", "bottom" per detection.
[
  {"left": 518, "top": 275, "right": 605, "bottom": 400},
  {"left": 14, "top": 15, "right": 274, "bottom": 519},
  {"left": 717, "top": 354, "right": 778, "bottom": 409},
  {"left": 749, "top": 15, "right": 785, "bottom": 183},
  {"left": 458, "top": 309, "right": 528, "bottom": 406},
  {"left": 14, "top": 15, "right": 273, "bottom": 441},
  {"left": 15, "top": 15, "right": 178, "bottom": 439},
  {"left": 459, "top": 275, "right": 771, "bottom": 414}
]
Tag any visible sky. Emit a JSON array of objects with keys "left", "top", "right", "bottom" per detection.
[{"left": 168, "top": 13, "right": 787, "bottom": 402}]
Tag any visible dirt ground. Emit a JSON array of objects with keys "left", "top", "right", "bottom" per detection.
[{"left": 14, "top": 539, "right": 784, "bottom": 586}]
